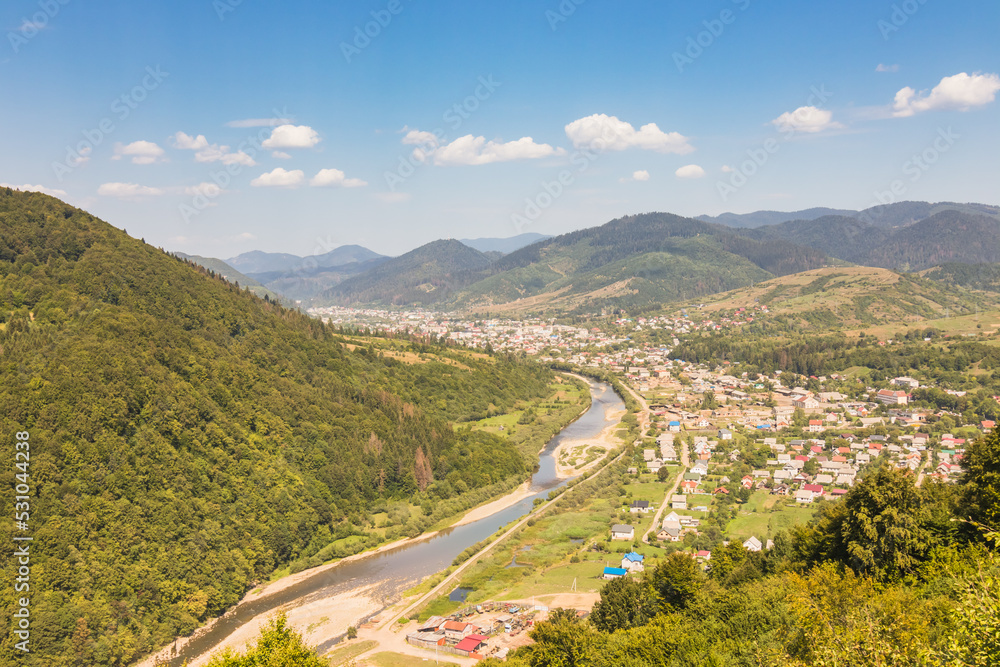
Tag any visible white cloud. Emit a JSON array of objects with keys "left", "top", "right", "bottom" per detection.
[
  {"left": 262, "top": 124, "right": 321, "bottom": 149},
  {"left": 424, "top": 134, "right": 564, "bottom": 166},
  {"left": 226, "top": 117, "right": 293, "bottom": 128},
  {"left": 892, "top": 71, "right": 1000, "bottom": 117},
  {"left": 675, "top": 164, "right": 706, "bottom": 179},
  {"left": 97, "top": 182, "right": 165, "bottom": 199},
  {"left": 171, "top": 131, "right": 210, "bottom": 150},
  {"left": 564, "top": 114, "right": 694, "bottom": 154},
  {"left": 876, "top": 63, "right": 900, "bottom": 73},
  {"left": 271, "top": 151, "right": 292, "bottom": 159},
  {"left": 172, "top": 131, "right": 256, "bottom": 166},
  {"left": 620, "top": 170, "right": 650, "bottom": 183},
  {"left": 1, "top": 183, "right": 67, "bottom": 197},
  {"left": 721, "top": 165, "right": 734, "bottom": 173},
  {"left": 112, "top": 140, "right": 166, "bottom": 165},
  {"left": 402, "top": 129, "right": 441, "bottom": 148},
  {"left": 238, "top": 232, "right": 257, "bottom": 240},
  {"left": 250, "top": 168, "right": 305, "bottom": 188},
  {"left": 310, "top": 168, "right": 367, "bottom": 188},
  {"left": 771, "top": 106, "right": 844, "bottom": 133}
]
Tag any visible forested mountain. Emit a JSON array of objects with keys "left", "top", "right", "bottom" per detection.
[
  {"left": 226, "top": 245, "right": 384, "bottom": 275},
  {"left": 322, "top": 239, "right": 494, "bottom": 306},
  {"left": 924, "top": 262, "right": 1000, "bottom": 293},
  {"left": 857, "top": 210, "right": 1000, "bottom": 270},
  {"left": 741, "top": 209, "right": 1000, "bottom": 272},
  {"left": 172, "top": 252, "right": 284, "bottom": 302},
  {"left": 697, "top": 206, "right": 856, "bottom": 228},
  {"left": 446, "top": 212, "right": 831, "bottom": 314},
  {"left": 459, "top": 233, "right": 551, "bottom": 254},
  {"left": 0, "top": 188, "right": 557, "bottom": 666}
]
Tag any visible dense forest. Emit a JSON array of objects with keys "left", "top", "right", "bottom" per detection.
[
  {"left": 0, "top": 189, "right": 557, "bottom": 666},
  {"left": 487, "top": 432, "right": 1000, "bottom": 666}
]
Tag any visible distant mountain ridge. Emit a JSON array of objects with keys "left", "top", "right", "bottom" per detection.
[
  {"left": 323, "top": 239, "right": 494, "bottom": 306},
  {"left": 188, "top": 200, "right": 1000, "bottom": 313},
  {"left": 459, "top": 232, "right": 551, "bottom": 254}
]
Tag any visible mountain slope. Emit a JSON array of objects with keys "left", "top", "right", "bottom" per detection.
[
  {"left": 697, "top": 207, "right": 856, "bottom": 228},
  {"left": 459, "top": 233, "right": 551, "bottom": 254},
  {"left": 0, "top": 189, "right": 556, "bottom": 666},
  {"left": 856, "top": 210, "right": 1000, "bottom": 270},
  {"left": 674, "top": 266, "right": 998, "bottom": 332},
  {"left": 447, "top": 212, "right": 832, "bottom": 314},
  {"left": 323, "top": 239, "right": 493, "bottom": 306},
  {"left": 743, "top": 215, "right": 891, "bottom": 263},
  {"left": 173, "top": 251, "right": 285, "bottom": 302}
]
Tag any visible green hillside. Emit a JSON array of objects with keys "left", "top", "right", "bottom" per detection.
[
  {"left": 670, "top": 266, "right": 1000, "bottom": 334},
  {"left": 0, "top": 189, "right": 558, "bottom": 666},
  {"left": 453, "top": 212, "right": 831, "bottom": 314},
  {"left": 322, "top": 238, "right": 493, "bottom": 306},
  {"left": 172, "top": 252, "right": 286, "bottom": 303}
]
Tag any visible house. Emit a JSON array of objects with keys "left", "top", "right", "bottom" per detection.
[
  {"left": 718, "top": 428, "right": 733, "bottom": 440},
  {"left": 877, "top": 389, "right": 909, "bottom": 406},
  {"left": 803, "top": 483, "right": 824, "bottom": 497},
  {"left": 681, "top": 480, "right": 699, "bottom": 494},
  {"left": 893, "top": 377, "right": 920, "bottom": 389},
  {"left": 671, "top": 494, "right": 687, "bottom": 510},
  {"left": 630, "top": 500, "right": 652, "bottom": 514},
  {"left": 814, "top": 474, "right": 834, "bottom": 485},
  {"left": 668, "top": 421, "right": 681, "bottom": 432},
  {"left": 454, "top": 634, "right": 488, "bottom": 658},
  {"left": 795, "top": 489, "right": 814, "bottom": 504},
  {"left": 983, "top": 420, "right": 995, "bottom": 432},
  {"left": 741, "top": 475, "right": 754, "bottom": 489},
  {"left": 611, "top": 524, "right": 635, "bottom": 541},
  {"left": 808, "top": 419, "right": 824, "bottom": 433},
  {"left": 603, "top": 566, "right": 628, "bottom": 580},
  {"left": 643, "top": 449, "right": 656, "bottom": 462},
  {"left": 648, "top": 459, "right": 663, "bottom": 474},
  {"left": 659, "top": 511, "right": 683, "bottom": 542},
  {"left": 622, "top": 552, "right": 645, "bottom": 572},
  {"left": 743, "top": 536, "right": 763, "bottom": 552},
  {"left": 443, "top": 620, "right": 475, "bottom": 641},
  {"left": 695, "top": 550, "right": 711, "bottom": 561},
  {"left": 793, "top": 396, "right": 820, "bottom": 410}
]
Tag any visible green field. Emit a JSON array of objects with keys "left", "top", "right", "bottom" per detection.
[{"left": 725, "top": 490, "right": 817, "bottom": 542}]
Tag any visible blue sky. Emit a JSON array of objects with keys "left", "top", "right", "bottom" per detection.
[{"left": 2, "top": 0, "right": 998, "bottom": 257}]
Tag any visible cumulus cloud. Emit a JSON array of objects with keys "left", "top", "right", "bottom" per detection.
[
  {"left": 402, "top": 129, "right": 441, "bottom": 147},
  {"left": 675, "top": 164, "right": 706, "bottom": 179},
  {"left": 262, "top": 124, "right": 321, "bottom": 149},
  {"left": 876, "top": 63, "right": 900, "bottom": 73},
  {"left": 410, "top": 133, "right": 564, "bottom": 166},
  {"left": 171, "top": 131, "right": 209, "bottom": 150},
  {"left": 620, "top": 170, "right": 650, "bottom": 183},
  {"left": 892, "top": 71, "right": 1000, "bottom": 117},
  {"left": 310, "top": 168, "right": 367, "bottom": 188},
  {"left": 771, "top": 106, "right": 844, "bottom": 133},
  {"left": 172, "top": 131, "right": 256, "bottom": 166},
  {"left": 97, "top": 182, "right": 165, "bottom": 199},
  {"left": 112, "top": 140, "right": 166, "bottom": 165},
  {"left": 1, "top": 183, "right": 67, "bottom": 197},
  {"left": 564, "top": 114, "right": 694, "bottom": 154},
  {"left": 250, "top": 168, "right": 305, "bottom": 188},
  {"left": 226, "top": 117, "right": 293, "bottom": 128},
  {"left": 271, "top": 151, "right": 292, "bottom": 159}
]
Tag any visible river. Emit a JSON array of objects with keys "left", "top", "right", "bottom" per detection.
[{"left": 162, "top": 379, "right": 624, "bottom": 666}]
